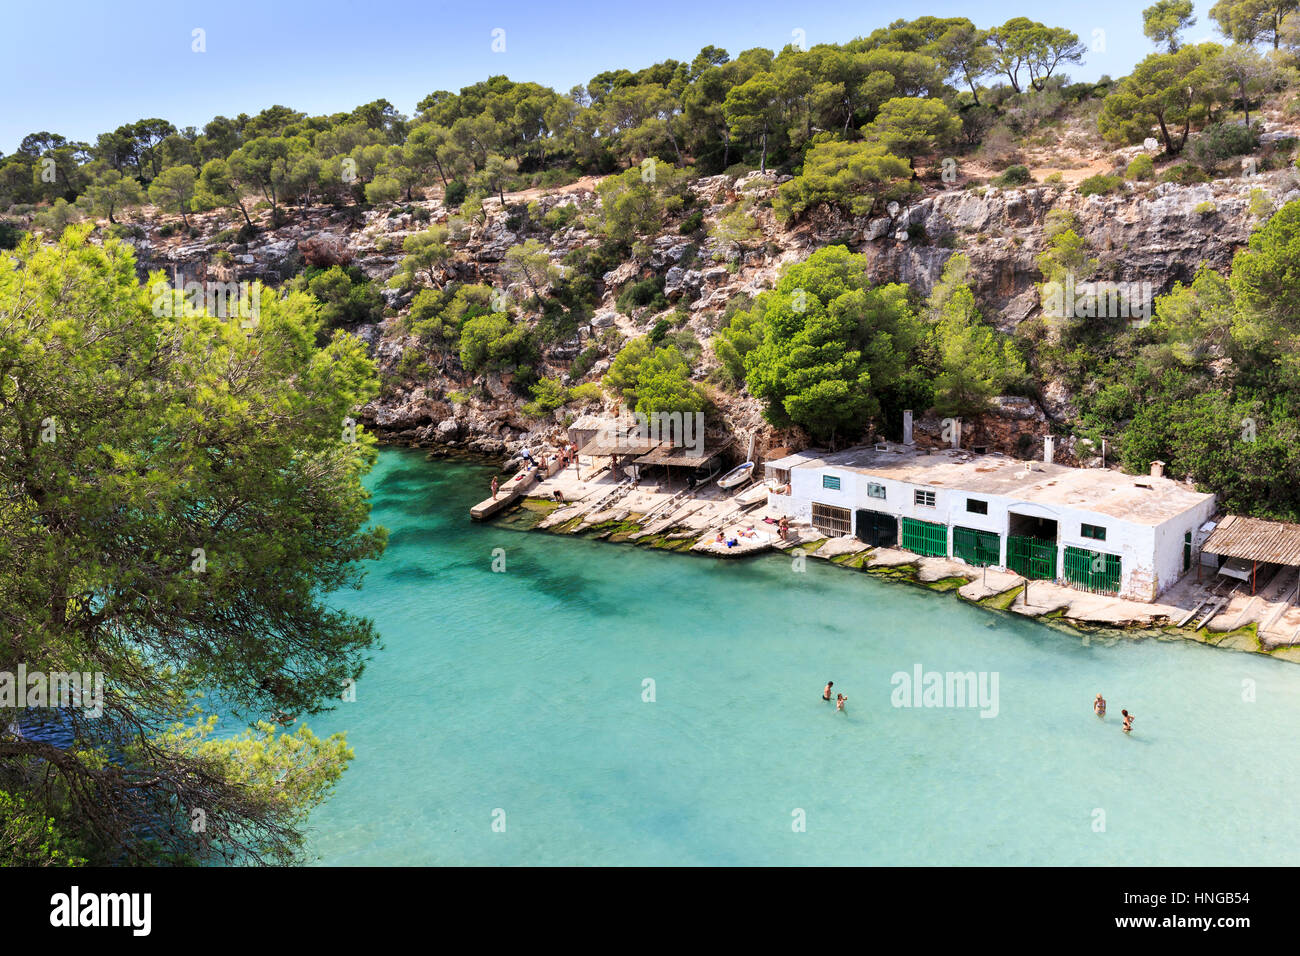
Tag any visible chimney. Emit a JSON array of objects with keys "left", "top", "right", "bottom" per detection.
[
  {"left": 950, "top": 417, "right": 962, "bottom": 450},
  {"left": 903, "top": 409, "right": 914, "bottom": 446},
  {"left": 1150, "top": 460, "right": 1165, "bottom": 478},
  {"left": 1044, "top": 435, "right": 1054, "bottom": 464}
]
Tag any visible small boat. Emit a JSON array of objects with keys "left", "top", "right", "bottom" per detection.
[
  {"left": 734, "top": 482, "right": 771, "bottom": 507},
  {"left": 717, "top": 461, "right": 755, "bottom": 490}
]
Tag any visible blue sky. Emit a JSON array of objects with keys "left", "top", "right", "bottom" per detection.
[{"left": 0, "top": 0, "right": 1224, "bottom": 154}]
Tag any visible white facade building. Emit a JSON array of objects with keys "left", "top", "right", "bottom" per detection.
[{"left": 766, "top": 444, "right": 1216, "bottom": 602}]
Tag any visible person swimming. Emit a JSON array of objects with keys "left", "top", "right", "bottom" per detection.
[
  {"left": 1094, "top": 693, "right": 1106, "bottom": 718},
  {"left": 1121, "top": 709, "right": 1134, "bottom": 734},
  {"left": 836, "top": 693, "right": 847, "bottom": 712},
  {"left": 823, "top": 681, "right": 833, "bottom": 701}
]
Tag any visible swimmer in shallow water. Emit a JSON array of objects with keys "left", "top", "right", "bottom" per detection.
[
  {"left": 1094, "top": 693, "right": 1106, "bottom": 718},
  {"left": 1121, "top": 709, "right": 1134, "bottom": 734},
  {"left": 836, "top": 694, "right": 847, "bottom": 712},
  {"left": 823, "top": 681, "right": 833, "bottom": 701}
]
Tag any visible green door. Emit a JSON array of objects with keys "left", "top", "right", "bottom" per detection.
[
  {"left": 1006, "top": 534, "right": 1056, "bottom": 580},
  {"left": 1063, "top": 546, "right": 1122, "bottom": 595},
  {"left": 901, "top": 517, "right": 947, "bottom": 557},
  {"left": 953, "top": 527, "right": 1000, "bottom": 567}
]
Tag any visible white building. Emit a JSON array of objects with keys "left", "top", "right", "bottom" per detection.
[{"left": 765, "top": 443, "right": 1216, "bottom": 602}]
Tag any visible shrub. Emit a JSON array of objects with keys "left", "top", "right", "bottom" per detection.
[
  {"left": 568, "top": 382, "right": 604, "bottom": 405},
  {"left": 1158, "top": 163, "right": 1211, "bottom": 185},
  {"left": 1194, "top": 200, "right": 1217, "bottom": 215},
  {"left": 443, "top": 180, "right": 468, "bottom": 207},
  {"left": 678, "top": 210, "right": 705, "bottom": 234},
  {"left": 1126, "top": 154, "right": 1154, "bottom": 181},
  {"left": 542, "top": 203, "right": 578, "bottom": 231},
  {"left": 298, "top": 236, "right": 354, "bottom": 269},
  {"left": 297, "top": 265, "right": 384, "bottom": 328},
  {"left": 0, "top": 221, "right": 25, "bottom": 249},
  {"left": 992, "top": 164, "right": 1032, "bottom": 187},
  {"left": 570, "top": 345, "right": 601, "bottom": 379},
  {"left": 1187, "top": 122, "right": 1259, "bottom": 173},
  {"left": 1043, "top": 171, "right": 1065, "bottom": 186},
  {"left": 106, "top": 222, "right": 145, "bottom": 241},
  {"left": 1248, "top": 188, "right": 1274, "bottom": 219},
  {"left": 1077, "top": 173, "right": 1124, "bottom": 197},
  {"left": 522, "top": 377, "right": 569, "bottom": 418},
  {"left": 615, "top": 275, "right": 667, "bottom": 316}
]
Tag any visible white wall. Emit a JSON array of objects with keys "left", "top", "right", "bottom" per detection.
[{"left": 774, "top": 461, "right": 1213, "bottom": 602}]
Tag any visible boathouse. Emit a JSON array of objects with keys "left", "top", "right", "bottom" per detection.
[
  {"left": 1199, "top": 515, "right": 1300, "bottom": 595},
  {"left": 767, "top": 443, "right": 1216, "bottom": 602}
]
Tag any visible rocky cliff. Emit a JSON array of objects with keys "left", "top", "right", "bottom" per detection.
[{"left": 119, "top": 156, "right": 1300, "bottom": 469}]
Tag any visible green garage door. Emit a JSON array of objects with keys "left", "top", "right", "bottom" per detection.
[
  {"left": 1007, "top": 534, "right": 1056, "bottom": 580},
  {"left": 953, "top": 526, "right": 1000, "bottom": 567},
  {"left": 1063, "top": 546, "right": 1122, "bottom": 595},
  {"left": 901, "top": 517, "right": 947, "bottom": 557}
]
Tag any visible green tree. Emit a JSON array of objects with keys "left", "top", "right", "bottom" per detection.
[
  {"left": 503, "top": 239, "right": 559, "bottom": 299},
  {"left": 865, "top": 97, "right": 962, "bottom": 160},
  {"left": 1098, "top": 44, "right": 1224, "bottom": 154},
  {"left": 1210, "top": 0, "right": 1298, "bottom": 48},
  {"left": 927, "top": 254, "right": 1026, "bottom": 416},
  {"left": 604, "top": 337, "right": 706, "bottom": 413},
  {"left": 194, "top": 158, "right": 252, "bottom": 226},
  {"left": 723, "top": 72, "right": 783, "bottom": 172},
  {"left": 0, "top": 226, "right": 383, "bottom": 864},
  {"left": 1144, "top": 0, "right": 1198, "bottom": 51},
  {"left": 740, "top": 245, "right": 922, "bottom": 444},
  {"left": 147, "top": 164, "right": 197, "bottom": 228},
  {"left": 773, "top": 139, "right": 914, "bottom": 221},
  {"left": 79, "top": 168, "right": 144, "bottom": 224},
  {"left": 390, "top": 225, "right": 452, "bottom": 290}
]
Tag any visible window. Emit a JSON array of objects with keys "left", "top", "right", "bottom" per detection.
[
  {"left": 1081, "top": 523, "right": 1107, "bottom": 541},
  {"left": 966, "top": 498, "right": 988, "bottom": 515},
  {"left": 811, "top": 502, "right": 852, "bottom": 536},
  {"left": 914, "top": 489, "right": 936, "bottom": 507},
  {"left": 867, "top": 483, "right": 886, "bottom": 500},
  {"left": 822, "top": 475, "right": 841, "bottom": 491}
]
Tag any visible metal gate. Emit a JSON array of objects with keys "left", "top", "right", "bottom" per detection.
[
  {"left": 1006, "top": 534, "right": 1056, "bottom": 580},
  {"left": 901, "top": 517, "right": 947, "bottom": 557},
  {"left": 1063, "top": 546, "right": 1122, "bottom": 595},
  {"left": 856, "top": 509, "right": 897, "bottom": 548},
  {"left": 953, "top": 526, "right": 1000, "bottom": 567}
]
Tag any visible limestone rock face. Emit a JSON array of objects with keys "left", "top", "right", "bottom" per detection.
[{"left": 117, "top": 155, "right": 1300, "bottom": 462}]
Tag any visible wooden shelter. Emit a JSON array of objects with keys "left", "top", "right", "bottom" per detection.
[{"left": 1200, "top": 515, "right": 1300, "bottom": 594}]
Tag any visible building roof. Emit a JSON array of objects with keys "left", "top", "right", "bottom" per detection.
[
  {"left": 635, "top": 439, "right": 730, "bottom": 468},
  {"left": 580, "top": 434, "right": 663, "bottom": 457},
  {"left": 784, "top": 443, "right": 1212, "bottom": 526},
  {"left": 1201, "top": 515, "right": 1300, "bottom": 566}
]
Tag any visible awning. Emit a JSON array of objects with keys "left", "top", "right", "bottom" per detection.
[
  {"left": 1201, "top": 515, "right": 1300, "bottom": 566},
  {"left": 580, "top": 433, "right": 664, "bottom": 457},
  {"left": 634, "top": 439, "right": 731, "bottom": 468}
]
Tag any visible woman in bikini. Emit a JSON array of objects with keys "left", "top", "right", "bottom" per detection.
[
  {"left": 1094, "top": 693, "right": 1106, "bottom": 718},
  {"left": 1121, "top": 709, "right": 1134, "bottom": 734}
]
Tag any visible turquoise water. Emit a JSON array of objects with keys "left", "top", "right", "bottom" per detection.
[{"left": 302, "top": 446, "right": 1300, "bottom": 865}]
